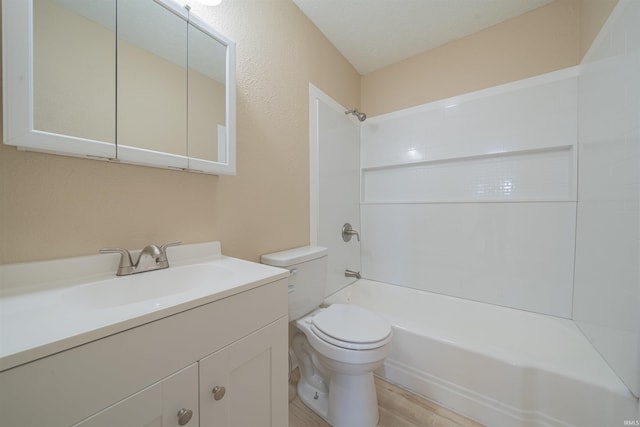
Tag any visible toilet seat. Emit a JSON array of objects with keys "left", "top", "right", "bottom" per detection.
[{"left": 310, "top": 304, "right": 392, "bottom": 350}]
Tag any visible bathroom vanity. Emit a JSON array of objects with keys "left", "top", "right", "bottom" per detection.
[{"left": 0, "top": 242, "right": 289, "bottom": 426}]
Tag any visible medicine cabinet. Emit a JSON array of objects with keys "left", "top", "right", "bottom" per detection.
[{"left": 2, "top": 0, "right": 236, "bottom": 175}]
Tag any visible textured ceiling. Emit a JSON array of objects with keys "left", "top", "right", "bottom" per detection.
[{"left": 293, "top": 0, "right": 555, "bottom": 74}]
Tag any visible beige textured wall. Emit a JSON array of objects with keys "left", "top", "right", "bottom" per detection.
[
  {"left": 0, "top": 0, "right": 360, "bottom": 265},
  {"left": 361, "top": 0, "right": 582, "bottom": 117},
  {"left": 361, "top": 0, "right": 618, "bottom": 117}
]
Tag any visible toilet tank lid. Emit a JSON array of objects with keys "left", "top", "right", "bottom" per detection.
[{"left": 261, "top": 246, "right": 327, "bottom": 267}]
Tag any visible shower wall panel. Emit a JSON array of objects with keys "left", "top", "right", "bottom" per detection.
[
  {"left": 360, "top": 69, "right": 578, "bottom": 317},
  {"left": 573, "top": 0, "right": 640, "bottom": 397},
  {"left": 309, "top": 85, "right": 362, "bottom": 297},
  {"left": 361, "top": 202, "right": 576, "bottom": 317}
]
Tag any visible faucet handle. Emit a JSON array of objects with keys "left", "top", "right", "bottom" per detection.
[
  {"left": 342, "top": 223, "right": 360, "bottom": 242},
  {"left": 157, "top": 241, "right": 182, "bottom": 267},
  {"left": 99, "top": 247, "right": 134, "bottom": 276},
  {"left": 160, "top": 241, "right": 182, "bottom": 253}
]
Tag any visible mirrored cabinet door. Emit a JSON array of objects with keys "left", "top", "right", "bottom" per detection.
[
  {"left": 4, "top": 0, "right": 117, "bottom": 159},
  {"left": 34, "top": 0, "right": 116, "bottom": 146},
  {"left": 116, "top": 0, "right": 189, "bottom": 169},
  {"left": 187, "top": 22, "right": 226, "bottom": 164},
  {"left": 186, "top": 15, "right": 236, "bottom": 175}
]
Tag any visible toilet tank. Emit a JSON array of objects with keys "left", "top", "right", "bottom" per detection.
[{"left": 261, "top": 246, "right": 328, "bottom": 320}]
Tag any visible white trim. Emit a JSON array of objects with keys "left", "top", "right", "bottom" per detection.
[
  {"left": 217, "top": 124, "right": 227, "bottom": 163},
  {"left": 3, "top": 0, "right": 31, "bottom": 145},
  {"left": 223, "top": 36, "right": 237, "bottom": 175},
  {"left": 309, "top": 85, "right": 320, "bottom": 246},
  {"left": 309, "top": 83, "right": 351, "bottom": 114},
  {"left": 308, "top": 84, "right": 352, "bottom": 245},
  {"left": 117, "top": 145, "right": 188, "bottom": 170},
  {"left": 10, "top": 131, "right": 116, "bottom": 160}
]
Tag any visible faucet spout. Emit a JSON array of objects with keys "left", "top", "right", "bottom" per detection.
[{"left": 136, "top": 244, "right": 164, "bottom": 273}]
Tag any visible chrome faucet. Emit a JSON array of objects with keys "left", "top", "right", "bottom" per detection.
[
  {"left": 100, "top": 241, "right": 181, "bottom": 276},
  {"left": 345, "top": 269, "right": 361, "bottom": 279}
]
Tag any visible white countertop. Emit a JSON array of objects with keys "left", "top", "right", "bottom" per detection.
[{"left": 0, "top": 242, "right": 289, "bottom": 371}]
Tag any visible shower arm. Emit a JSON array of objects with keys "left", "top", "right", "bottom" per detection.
[{"left": 345, "top": 109, "right": 367, "bottom": 122}]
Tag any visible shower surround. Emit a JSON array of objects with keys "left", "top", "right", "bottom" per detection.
[
  {"left": 311, "top": 1, "right": 640, "bottom": 425},
  {"left": 360, "top": 67, "right": 578, "bottom": 318}
]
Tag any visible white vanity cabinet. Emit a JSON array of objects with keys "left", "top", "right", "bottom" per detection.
[
  {"left": 0, "top": 277, "right": 288, "bottom": 427},
  {"left": 75, "top": 364, "right": 200, "bottom": 427},
  {"left": 199, "top": 318, "right": 288, "bottom": 427}
]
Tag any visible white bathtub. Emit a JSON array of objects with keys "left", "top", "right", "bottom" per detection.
[{"left": 325, "top": 279, "right": 638, "bottom": 427}]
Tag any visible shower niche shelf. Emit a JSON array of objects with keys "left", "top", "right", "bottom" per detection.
[{"left": 361, "top": 144, "right": 575, "bottom": 204}]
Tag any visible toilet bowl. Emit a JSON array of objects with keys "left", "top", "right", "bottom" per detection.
[
  {"left": 294, "top": 304, "right": 392, "bottom": 427},
  {"left": 261, "top": 247, "right": 392, "bottom": 427}
]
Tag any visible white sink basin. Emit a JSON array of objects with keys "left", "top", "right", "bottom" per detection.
[{"left": 62, "top": 264, "right": 233, "bottom": 309}]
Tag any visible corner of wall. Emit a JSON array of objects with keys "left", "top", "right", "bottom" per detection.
[{"left": 579, "top": 0, "right": 619, "bottom": 60}]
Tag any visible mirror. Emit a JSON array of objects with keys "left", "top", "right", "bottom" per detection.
[
  {"left": 33, "top": 0, "right": 116, "bottom": 147},
  {"left": 188, "top": 22, "right": 227, "bottom": 163},
  {"left": 3, "top": 0, "right": 236, "bottom": 175},
  {"left": 117, "top": 0, "right": 189, "bottom": 168}
]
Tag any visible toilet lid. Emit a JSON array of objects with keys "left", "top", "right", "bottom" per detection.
[{"left": 311, "top": 304, "right": 392, "bottom": 350}]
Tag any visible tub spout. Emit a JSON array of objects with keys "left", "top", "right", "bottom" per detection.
[{"left": 345, "top": 269, "right": 361, "bottom": 279}]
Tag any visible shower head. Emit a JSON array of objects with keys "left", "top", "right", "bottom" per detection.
[{"left": 345, "top": 109, "right": 367, "bottom": 122}]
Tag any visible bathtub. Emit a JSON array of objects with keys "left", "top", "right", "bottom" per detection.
[{"left": 325, "top": 279, "right": 639, "bottom": 427}]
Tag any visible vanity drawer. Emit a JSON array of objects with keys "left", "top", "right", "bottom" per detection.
[{"left": 0, "top": 278, "right": 288, "bottom": 427}]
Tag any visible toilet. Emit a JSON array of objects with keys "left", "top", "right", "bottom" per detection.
[{"left": 261, "top": 246, "right": 392, "bottom": 427}]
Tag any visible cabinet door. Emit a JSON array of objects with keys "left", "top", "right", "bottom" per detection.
[
  {"left": 199, "top": 317, "right": 288, "bottom": 427},
  {"left": 74, "top": 364, "right": 199, "bottom": 427}
]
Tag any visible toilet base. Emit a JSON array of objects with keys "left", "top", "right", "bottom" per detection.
[
  {"left": 297, "top": 376, "right": 330, "bottom": 422},
  {"left": 297, "top": 370, "right": 380, "bottom": 427},
  {"left": 328, "top": 371, "right": 379, "bottom": 427}
]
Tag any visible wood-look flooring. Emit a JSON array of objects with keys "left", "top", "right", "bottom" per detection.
[{"left": 289, "top": 368, "right": 484, "bottom": 427}]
